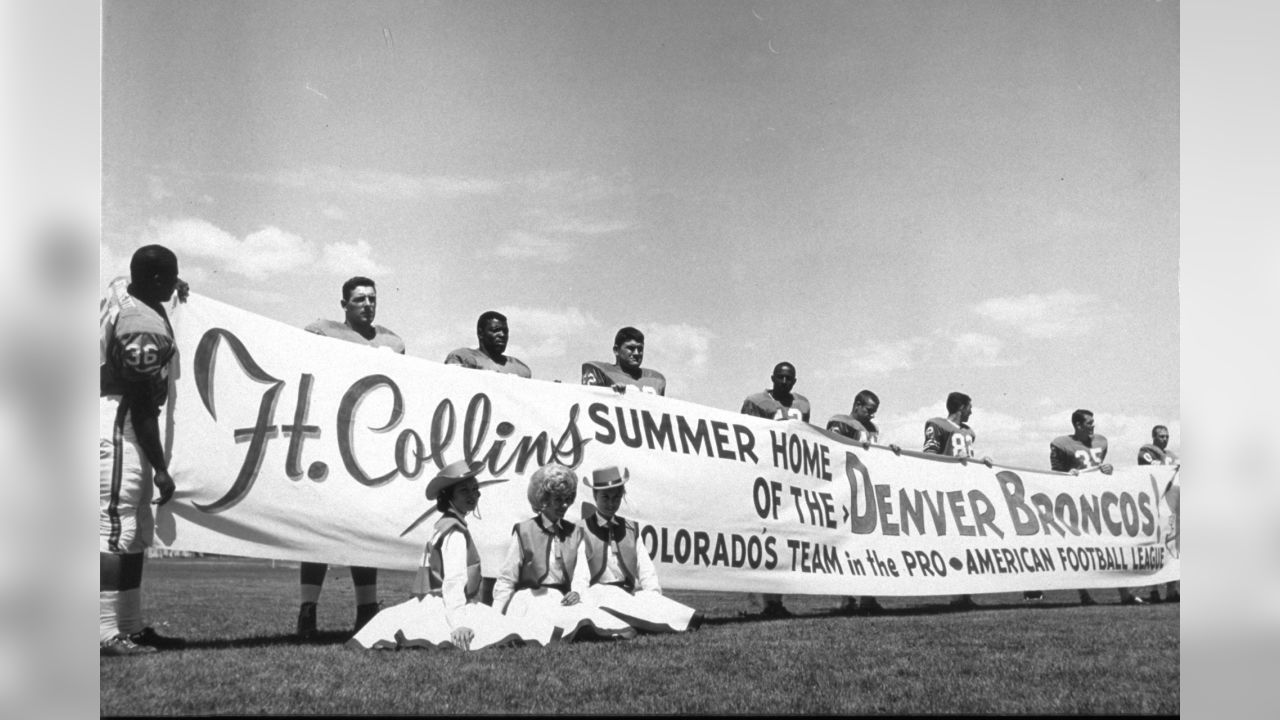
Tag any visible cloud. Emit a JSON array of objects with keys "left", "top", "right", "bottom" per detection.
[
  {"left": 949, "top": 332, "right": 1022, "bottom": 367},
  {"left": 319, "top": 239, "right": 390, "bottom": 276},
  {"left": 972, "top": 290, "right": 1100, "bottom": 339},
  {"left": 99, "top": 242, "right": 126, "bottom": 288},
  {"left": 842, "top": 338, "right": 928, "bottom": 375},
  {"left": 262, "top": 166, "right": 504, "bottom": 200},
  {"left": 321, "top": 205, "right": 348, "bottom": 221},
  {"left": 642, "top": 322, "right": 716, "bottom": 382},
  {"left": 497, "top": 306, "right": 602, "bottom": 360},
  {"left": 494, "top": 231, "right": 573, "bottom": 263},
  {"left": 147, "top": 175, "right": 173, "bottom": 203},
  {"left": 147, "top": 217, "right": 315, "bottom": 280}
]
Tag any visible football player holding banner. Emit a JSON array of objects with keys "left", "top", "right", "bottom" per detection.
[
  {"left": 99, "top": 245, "right": 188, "bottom": 656},
  {"left": 582, "top": 326, "right": 666, "bottom": 396}
]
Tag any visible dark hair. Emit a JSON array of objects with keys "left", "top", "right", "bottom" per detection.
[
  {"left": 854, "top": 389, "right": 879, "bottom": 407},
  {"left": 342, "top": 276, "right": 376, "bottom": 302},
  {"left": 946, "top": 392, "right": 971, "bottom": 414},
  {"left": 1152, "top": 424, "right": 1167, "bottom": 436},
  {"left": 614, "top": 326, "right": 644, "bottom": 347},
  {"left": 477, "top": 310, "right": 507, "bottom": 333},
  {"left": 772, "top": 361, "right": 795, "bottom": 376},
  {"left": 1071, "top": 409, "right": 1094, "bottom": 427},
  {"left": 435, "top": 485, "right": 456, "bottom": 513},
  {"left": 130, "top": 244, "right": 178, "bottom": 283}
]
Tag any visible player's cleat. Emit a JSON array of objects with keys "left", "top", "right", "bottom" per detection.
[
  {"left": 1147, "top": 590, "right": 1163, "bottom": 604},
  {"left": 1079, "top": 591, "right": 1097, "bottom": 606},
  {"left": 129, "top": 626, "right": 185, "bottom": 650},
  {"left": 949, "top": 596, "right": 978, "bottom": 610},
  {"left": 1120, "top": 595, "right": 1146, "bottom": 606},
  {"left": 1022, "top": 591, "right": 1044, "bottom": 602},
  {"left": 859, "top": 598, "right": 886, "bottom": 614},
  {"left": 354, "top": 602, "right": 381, "bottom": 633},
  {"left": 101, "top": 634, "right": 157, "bottom": 657},
  {"left": 297, "top": 601, "right": 318, "bottom": 640},
  {"left": 1166, "top": 590, "right": 1180, "bottom": 603},
  {"left": 688, "top": 611, "right": 706, "bottom": 631},
  {"left": 761, "top": 601, "right": 793, "bottom": 618}
]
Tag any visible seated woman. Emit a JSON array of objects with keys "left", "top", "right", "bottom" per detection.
[
  {"left": 493, "top": 463, "right": 636, "bottom": 641},
  {"left": 576, "top": 466, "right": 702, "bottom": 634},
  {"left": 348, "top": 460, "right": 556, "bottom": 651}
]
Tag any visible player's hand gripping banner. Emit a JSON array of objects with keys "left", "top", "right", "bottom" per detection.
[{"left": 157, "top": 294, "right": 1180, "bottom": 595}]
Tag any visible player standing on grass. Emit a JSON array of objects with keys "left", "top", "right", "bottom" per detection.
[
  {"left": 99, "top": 244, "right": 188, "bottom": 655},
  {"left": 296, "top": 276, "right": 406, "bottom": 640},
  {"left": 445, "top": 310, "right": 532, "bottom": 378},
  {"left": 739, "top": 362, "right": 810, "bottom": 618},
  {"left": 923, "top": 392, "right": 993, "bottom": 610},
  {"left": 1138, "top": 424, "right": 1180, "bottom": 603},
  {"left": 827, "top": 389, "right": 898, "bottom": 615},
  {"left": 582, "top": 326, "right": 666, "bottom": 395},
  {"left": 1048, "top": 409, "right": 1143, "bottom": 606}
]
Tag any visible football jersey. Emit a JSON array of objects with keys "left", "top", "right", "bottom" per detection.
[
  {"left": 1050, "top": 434, "right": 1109, "bottom": 471},
  {"left": 923, "top": 417, "right": 976, "bottom": 457},
  {"left": 740, "top": 390, "right": 811, "bottom": 422},
  {"left": 826, "top": 414, "right": 879, "bottom": 443},
  {"left": 305, "top": 318, "right": 405, "bottom": 354},
  {"left": 99, "top": 277, "right": 174, "bottom": 406},
  {"left": 444, "top": 347, "right": 532, "bottom": 378},
  {"left": 1138, "top": 444, "right": 1178, "bottom": 466},
  {"left": 581, "top": 360, "right": 666, "bottom": 396}
]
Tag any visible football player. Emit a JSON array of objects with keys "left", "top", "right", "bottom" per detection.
[
  {"left": 445, "top": 310, "right": 532, "bottom": 378},
  {"left": 581, "top": 326, "right": 666, "bottom": 396},
  {"left": 1049, "top": 410, "right": 1143, "bottom": 606},
  {"left": 296, "top": 277, "right": 406, "bottom": 640},
  {"left": 99, "top": 244, "right": 187, "bottom": 655},
  {"left": 923, "top": 392, "right": 992, "bottom": 609}
]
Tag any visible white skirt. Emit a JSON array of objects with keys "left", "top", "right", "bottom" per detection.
[
  {"left": 583, "top": 585, "right": 698, "bottom": 634},
  {"left": 347, "top": 596, "right": 557, "bottom": 651},
  {"left": 503, "top": 587, "right": 637, "bottom": 641}
]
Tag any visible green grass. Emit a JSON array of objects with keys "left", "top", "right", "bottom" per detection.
[{"left": 102, "top": 558, "right": 1179, "bottom": 715}]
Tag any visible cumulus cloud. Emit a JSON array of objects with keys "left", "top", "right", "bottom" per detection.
[
  {"left": 495, "top": 231, "right": 573, "bottom": 263},
  {"left": 263, "top": 166, "right": 504, "bottom": 200},
  {"left": 319, "top": 239, "right": 389, "bottom": 276},
  {"left": 496, "top": 306, "right": 602, "bottom": 360},
  {"left": 642, "top": 322, "right": 716, "bottom": 388},
  {"left": 972, "top": 290, "right": 1100, "bottom": 339},
  {"left": 843, "top": 338, "right": 928, "bottom": 375},
  {"left": 949, "top": 332, "right": 1021, "bottom": 367},
  {"left": 147, "top": 217, "right": 316, "bottom": 280}
]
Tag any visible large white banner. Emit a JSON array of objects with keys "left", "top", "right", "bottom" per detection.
[{"left": 156, "top": 294, "right": 1180, "bottom": 595}]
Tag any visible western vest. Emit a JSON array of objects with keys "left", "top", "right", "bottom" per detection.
[
  {"left": 513, "top": 516, "right": 578, "bottom": 591},
  {"left": 412, "top": 513, "right": 481, "bottom": 600},
  {"left": 581, "top": 514, "right": 640, "bottom": 590}
]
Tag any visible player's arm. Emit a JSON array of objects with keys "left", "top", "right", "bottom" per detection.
[
  {"left": 1049, "top": 444, "right": 1078, "bottom": 474},
  {"left": 580, "top": 363, "right": 609, "bottom": 387},
  {"left": 740, "top": 398, "right": 764, "bottom": 417},
  {"left": 444, "top": 350, "right": 470, "bottom": 367},
  {"left": 126, "top": 385, "right": 175, "bottom": 505}
]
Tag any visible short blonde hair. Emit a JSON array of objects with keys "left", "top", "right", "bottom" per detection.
[{"left": 528, "top": 463, "right": 578, "bottom": 512}]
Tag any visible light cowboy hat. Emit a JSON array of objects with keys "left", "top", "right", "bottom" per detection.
[
  {"left": 401, "top": 460, "right": 510, "bottom": 537},
  {"left": 424, "top": 459, "right": 510, "bottom": 500},
  {"left": 583, "top": 465, "right": 629, "bottom": 491}
]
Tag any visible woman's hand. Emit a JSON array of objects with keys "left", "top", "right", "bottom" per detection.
[
  {"left": 450, "top": 627, "right": 474, "bottom": 650},
  {"left": 561, "top": 591, "right": 580, "bottom": 606}
]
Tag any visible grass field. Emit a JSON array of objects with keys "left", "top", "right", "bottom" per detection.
[{"left": 101, "top": 557, "right": 1179, "bottom": 715}]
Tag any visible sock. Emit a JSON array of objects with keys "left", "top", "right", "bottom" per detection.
[
  {"left": 118, "top": 588, "right": 144, "bottom": 635},
  {"left": 100, "top": 590, "right": 120, "bottom": 643},
  {"left": 354, "top": 584, "right": 377, "bottom": 606},
  {"left": 300, "top": 584, "right": 323, "bottom": 605}
]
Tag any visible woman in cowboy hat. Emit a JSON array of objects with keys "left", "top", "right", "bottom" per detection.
[
  {"left": 348, "top": 460, "right": 556, "bottom": 651},
  {"left": 575, "top": 465, "right": 702, "bottom": 633},
  {"left": 492, "top": 463, "right": 636, "bottom": 641}
]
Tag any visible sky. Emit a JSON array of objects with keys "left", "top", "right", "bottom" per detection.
[{"left": 100, "top": 0, "right": 1180, "bottom": 469}]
